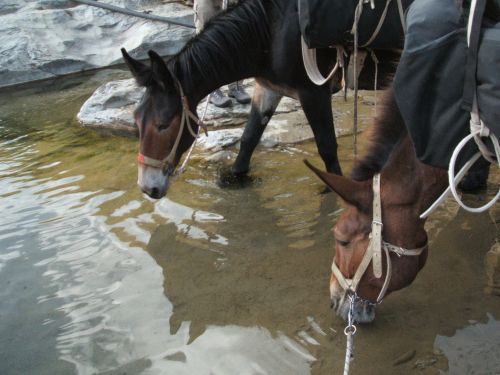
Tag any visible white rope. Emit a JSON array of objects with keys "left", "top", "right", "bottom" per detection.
[
  {"left": 174, "top": 95, "right": 211, "bottom": 176},
  {"left": 447, "top": 98, "right": 500, "bottom": 213}
]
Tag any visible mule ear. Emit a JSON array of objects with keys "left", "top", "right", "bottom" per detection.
[
  {"left": 148, "top": 50, "right": 175, "bottom": 91},
  {"left": 121, "top": 48, "right": 152, "bottom": 86},
  {"left": 304, "top": 160, "right": 372, "bottom": 211}
]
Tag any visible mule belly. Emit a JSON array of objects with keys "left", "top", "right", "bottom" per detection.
[{"left": 255, "top": 78, "right": 299, "bottom": 100}]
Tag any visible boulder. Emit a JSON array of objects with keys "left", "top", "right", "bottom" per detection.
[
  {"left": 77, "top": 78, "right": 144, "bottom": 131},
  {"left": 0, "top": 0, "right": 194, "bottom": 88}
]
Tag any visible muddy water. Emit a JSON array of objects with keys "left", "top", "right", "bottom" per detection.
[{"left": 0, "top": 70, "right": 499, "bottom": 375}]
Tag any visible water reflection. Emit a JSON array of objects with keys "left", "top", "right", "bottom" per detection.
[
  {"left": 435, "top": 314, "right": 500, "bottom": 375},
  {"left": 0, "top": 71, "right": 498, "bottom": 375}
]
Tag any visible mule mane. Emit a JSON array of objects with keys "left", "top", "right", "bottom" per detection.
[
  {"left": 351, "top": 88, "right": 408, "bottom": 181},
  {"left": 170, "top": 0, "right": 273, "bottom": 89}
]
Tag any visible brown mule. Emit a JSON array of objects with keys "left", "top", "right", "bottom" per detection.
[{"left": 306, "top": 89, "right": 448, "bottom": 323}]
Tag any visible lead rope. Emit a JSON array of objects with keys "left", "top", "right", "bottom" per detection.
[
  {"left": 174, "top": 95, "right": 211, "bottom": 176},
  {"left": 342, "top": 293, "right": 357, "bottom": 375}
]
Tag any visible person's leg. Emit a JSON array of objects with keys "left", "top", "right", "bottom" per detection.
[
  {"left": 228, "top": 81, "right": 251, "bottom": 104},
  {"left": 194, "top": 0, "right": 219, "bottom": 33},
  {"left": 194, "top": 0, "right": 232, "bottom": 107}
]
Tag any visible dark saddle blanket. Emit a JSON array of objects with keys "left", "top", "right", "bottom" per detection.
[
  {"left": 393, "top": 0, "right": 500, "bottom": 169},
  {"left": 298, "top": 0, "right": 411, "bottom": 49}
]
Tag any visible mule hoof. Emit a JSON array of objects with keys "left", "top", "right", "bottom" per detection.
[
  {"left": 459, "top": 166, "right": 490, "bottom": 193},
  {"left": 217, "top": 166, "right": 258, "bottom": 189}
]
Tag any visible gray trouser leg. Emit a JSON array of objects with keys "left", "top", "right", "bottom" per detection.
[{"left": 194, "top": 0, "right": 222, "bottom": 33}]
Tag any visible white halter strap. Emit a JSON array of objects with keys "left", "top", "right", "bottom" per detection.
[{"left": 331, "top": 173, "right": 427, "bottom": 304}]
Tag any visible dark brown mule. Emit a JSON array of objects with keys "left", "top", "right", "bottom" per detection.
[
  {"left": 122, "top": 0, "right": 408, "bottom": 199},
  {"left": 306, "top": 88, "right": 449, "bottom": 323}
]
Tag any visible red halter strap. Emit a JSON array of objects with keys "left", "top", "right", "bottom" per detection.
[
  {"left": 137, "top": 153, "right": 167, "bottom": 169},
  {"left": 136, "top": 78, "right": 208, "bottom": 174}
]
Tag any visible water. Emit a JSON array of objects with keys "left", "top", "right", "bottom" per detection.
[{"left": 0, "top": 70, "right": 499, "bottom": 375}]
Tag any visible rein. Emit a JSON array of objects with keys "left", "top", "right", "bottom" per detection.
[
  {"left": 332, "top": 173, "right": 427, "bottom": 306},
  {"left": 137, "top": 77, "right": 208, "bottom": 176}
]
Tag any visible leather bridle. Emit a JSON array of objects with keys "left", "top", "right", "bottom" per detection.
[
  {"left": 332, "top": 173, "right": 428, "bottom": 307},
  {"left": 136, "top": 77, "right": 207, "bottom": 176}
]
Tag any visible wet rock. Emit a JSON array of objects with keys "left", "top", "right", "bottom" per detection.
[
  {"left": 77, "top": 78, "right": 144, "bottom": 131},
  {"left": 392, "top": 349, "right": 416, "bottom": 366},
  {"left": 413, "top": 356, "right": 438, "bottom": 370},
  {"left": 204, "top": 150, "right": 237, "bottom": 164},
  {"left": 0, "top": 0, "right": 194, "bottom": 87},
  {"left": 197, "top": 128, "right": 243, "bottom": 151},
  {"left": 261, "top": 118, "right": 314, "bottom": 147},
  {"left": 78, "top": 77, "right": 314, "bottom": 148}
]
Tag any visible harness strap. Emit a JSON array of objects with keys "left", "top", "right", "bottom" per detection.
[
  {"left": 383, "top": 241, "right": 427, "bottom": 257},
  {"left": 332, "top": 173, "right": 427, "bottom": 304},
  {"left": 360, "top": 0, "right": 393, "bottom": 48},
  {"left": 301, "top": 37, "right": 345, "bottom": 86},
  {"left": 137, "top": 77, "right": 208, "bottom": 175}
]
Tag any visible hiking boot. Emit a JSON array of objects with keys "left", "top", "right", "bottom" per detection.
[
  {"left": 209, "top": 89, "right": 232, "bottom": 108},
  {"left": 228, "top": 81, "right": 251, "bottom": 104}
]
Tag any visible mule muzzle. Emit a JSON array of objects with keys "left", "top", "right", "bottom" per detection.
[
  {"left": 137, "top": 164, "right": 171, "bottom": 199},
  {"left": 331, "top": 295, "right": 376, "bottom": 324}
]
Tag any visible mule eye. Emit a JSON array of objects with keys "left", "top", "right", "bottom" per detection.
[
  {"left": 158, "top": 123, "right": 169, "bottom": 131},
  {"left": 337, "top": 239, "right": 350, "bottom": 247}
]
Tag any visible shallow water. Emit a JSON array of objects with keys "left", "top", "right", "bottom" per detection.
[{"left": 0, "top": 70, "right": 499, "bottom": 375}]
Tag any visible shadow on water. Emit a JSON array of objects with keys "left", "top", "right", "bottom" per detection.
[{"left": 0, "top": 69, "right": 498, "bottom": 375}]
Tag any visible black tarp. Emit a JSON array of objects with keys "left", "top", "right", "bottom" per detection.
[
  {"left": 394, "top": 0, "right": 500, "bottom": 169},
  {"left": 298, "top": 0, "right": 411, "bottom": 49}
]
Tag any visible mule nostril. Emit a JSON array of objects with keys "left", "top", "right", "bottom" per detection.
[{"left": 150, "top": 187, "right": 160, "bottom": 198}]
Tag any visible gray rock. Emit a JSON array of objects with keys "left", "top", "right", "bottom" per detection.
[
  {"left": 78, "top": 77, "right": 315, "bottom": 150},
  {"left": 197, "top": 128, "right": 243, "bottom": 151},
  {"left": 0, "top": 0, "right": 194, "bottom": 87},
  {"left": 204, "top": 150, "right": 238, "bottom": 163},
  {"left": 77, "top": 78, "right": 144, "bottom": 131}
]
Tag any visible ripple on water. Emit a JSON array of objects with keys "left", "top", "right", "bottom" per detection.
[{"left": 1, "top": 74, "right": 498, "bottom": 375}]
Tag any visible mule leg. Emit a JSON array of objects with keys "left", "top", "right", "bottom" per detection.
[
  {"left": 231, "top": 83, "right": 282, "bottom": 175},
  {"left": 459, "top": 158, "right": 491, "bottom": 192},
  {"left": 299, "top": 88, "right": 342, "bottom": 175}
]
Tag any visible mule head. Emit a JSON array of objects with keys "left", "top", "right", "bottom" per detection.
[
  {"left": 122, "top": 48, "right": 195, "bottom": 199},
  {"left": 305, "top": 160, "right": 429, "bottom": 323}
]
